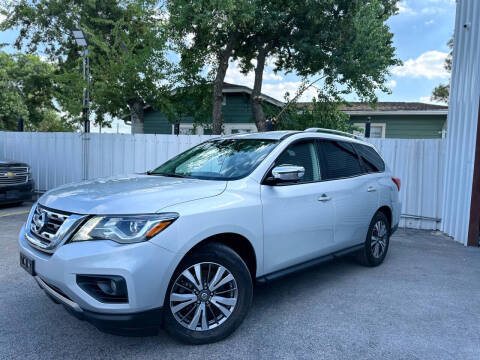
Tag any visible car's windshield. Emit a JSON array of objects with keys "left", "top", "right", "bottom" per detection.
[{"left": 151, "top": 138, "right": 278, "bottom": 180}]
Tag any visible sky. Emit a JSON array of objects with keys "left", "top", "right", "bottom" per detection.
[{"left": 0, "top": 0, "right": 456, "bottom": 133}]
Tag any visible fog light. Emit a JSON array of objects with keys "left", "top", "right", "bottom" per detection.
[{"left": 76, "top": 275, "right": 128, "bottom": 303}]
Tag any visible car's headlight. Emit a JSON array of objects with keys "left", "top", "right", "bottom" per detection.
[{"left": 70, "top": 213, "right": 178, "bottom": 244}]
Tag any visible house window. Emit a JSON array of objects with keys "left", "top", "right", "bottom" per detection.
[
  {"left": 171, "top": 124, "right": 195, "bottom": 135},
  {"left": 353, "top": 123, "right": 386, "bottom": 138},
  {"left": 370, "top": 126, "right": 383, "bottom": 138},
  {"left": 231, "top": 128, "right": 252, "bottom": 134},
  {"left": 222, "top": 95, "right": 227, "bottom": 106}
]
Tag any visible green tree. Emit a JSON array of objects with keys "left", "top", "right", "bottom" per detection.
[
  {"left": 28, "top": 109, "right": 78, "bottom": 132},
  {"left": 166, "top": 0, "right": 256, "bottom": 134},
  {"left": 432, "top": 37, "right": 453, "bottom": 103},
  {"left": 237, "top": 0, "right": 400, "bottom": 131},
  {"left": 1, "top": 0, "right": 172, "bottom": 132},
  {"left": 273, "top": 93, "right": 355, "bottom": 132},
  {"left": 0, "top": 52, "right": 74, "bottom": 131}
]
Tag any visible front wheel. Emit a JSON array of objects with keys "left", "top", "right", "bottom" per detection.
[
  {"left": 357, "top": 211, "right": 390, "bottom": 266},
  {"left": 163, "top": 243, "right": 253, "bottom": 344}
]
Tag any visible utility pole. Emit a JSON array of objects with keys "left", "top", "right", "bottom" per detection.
[{"left": 73, "top": 29, "right": 91, "bottom": 180}]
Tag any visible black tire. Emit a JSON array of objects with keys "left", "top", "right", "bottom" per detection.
[
  {"left": 163, "top": 242, "right": 253, "bottom": 344},
  {"left": 357, "top": 211, "right": 390, "bottom": 267}
]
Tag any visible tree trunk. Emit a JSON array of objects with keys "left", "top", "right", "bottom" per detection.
[
  {"left": 128, "top": 99, "right": 145, "bottom": 134},
  {"left": 252, "top": 48, "right": 268, "bottom": 132},
  {"left": 212, "top": 38, "right": 236, "bottom": 135}
]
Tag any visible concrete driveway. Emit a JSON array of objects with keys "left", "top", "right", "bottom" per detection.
[{"left": 1, "top": 204, "right": 479, "bottom": 360}]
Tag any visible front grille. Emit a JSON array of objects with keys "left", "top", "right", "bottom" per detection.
[
  {"left": 0, "top": 166, "right": 29, "bottom": 185},
  {"left": 30, "top": 205, "right": 70, "bottom": 247},
  {"left": 27, "top": 204, "right": 86, "bottom": 254}
]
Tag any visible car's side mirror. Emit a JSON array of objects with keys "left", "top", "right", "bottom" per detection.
[{"left": 269, "top": 165, "right": 305, "bottom": 183}]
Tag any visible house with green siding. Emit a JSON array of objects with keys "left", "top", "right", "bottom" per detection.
[
  {"left": 339, "top": 102, "right": 448, "bottom": 139},
  {"left": 133, "top": 83, "right": 448, "bottom": 138}
]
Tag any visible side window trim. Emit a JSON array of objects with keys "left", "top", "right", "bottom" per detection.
[
  {"left": 316, "top": 139, "right": 365, "bottom": 182},
  {"left": 261, "top": 138, "right": 322, "bottom": 186}
]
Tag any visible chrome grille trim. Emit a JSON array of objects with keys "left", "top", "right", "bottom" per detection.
[
  {"left": 0, "top": 166, "right": 29, "bottom": 185},
  {"left": 27, "top": 204, "right": 87, "bottom": 254}
]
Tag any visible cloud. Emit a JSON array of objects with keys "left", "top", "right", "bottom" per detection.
[
  {"left": 426, "top": 0, "right": 455, "bottom": 4},
  {"left": 425, "top": 19, "right": 435, "bottom": 25},
  {"left": 397, "top": 1, "right": 416, "bottom": 15},
  {"left": 421, "top": 0, "right": 455, "bottom": 14},
  {"left": 224, "top": 61, "right": 255, "bottom": 87},
  {"left": 421, "top": 7, "right": 446, "bottom": 15},
  {"left": 263, "top": 72, "right": 283, "bottom": 81},
  {"left": 224, "top": 60, "right": 284, "bottom": 88},
  {"left": 225, "top": 60, "right": 318, "bottom": 102},
  {"left": 387, "top": 79, "right": 397, "bottom": 88},
  {"left": 391, "top": 51, "right": 449, "bottom": 79},
  {"left": 419, "top": 96, "right": 447, "bottom": 105},
  {"left": 262, "top": 82, "right": 318, "bottom": 102}
]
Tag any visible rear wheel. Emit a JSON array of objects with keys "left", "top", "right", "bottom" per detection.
[
  {"left": 163, "top": 243, "right": 253, "bottom": 344},
  {"left": 357, "top": 211, "right": 390, "bottom": 266}
]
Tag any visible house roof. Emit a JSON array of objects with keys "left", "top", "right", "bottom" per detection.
[
  {"left": 339, "top": 102, "right": 447, "bottom": 111},
  {"left": 297, "top": 101, "right": 448, "bottom": 116},
  {"left": 222, "top": 82, "right": 284, "bottom": 107}
]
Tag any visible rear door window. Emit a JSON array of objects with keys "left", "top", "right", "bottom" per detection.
[
  {"left": 317, "top": 140, "right": 363, "bottom": 180},
  {"left": 354, "top": 143, "right": 385, "bottom": 173}
]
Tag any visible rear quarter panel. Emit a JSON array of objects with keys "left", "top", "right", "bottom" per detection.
[{"left": 377, "top": 168, "right": 401, "bottom": 228}]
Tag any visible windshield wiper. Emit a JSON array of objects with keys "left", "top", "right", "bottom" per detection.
[{"left": 150, "top": 172, "right": 187, "bottom": 178}]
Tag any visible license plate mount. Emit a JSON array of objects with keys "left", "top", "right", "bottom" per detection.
[{"left": 20, "top": 253, "right": 35, "bottom": 276}]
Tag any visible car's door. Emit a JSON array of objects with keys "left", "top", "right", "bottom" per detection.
[
  {"left": 316, "top": 140, "right": 379, "bottom": 248},
  {"left": 261, "top": 139, "right": 335, "bottom": 274}
]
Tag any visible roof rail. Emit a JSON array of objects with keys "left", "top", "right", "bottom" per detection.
[{"left": 304, "top": 127, "right": 363, "bottom": 140}]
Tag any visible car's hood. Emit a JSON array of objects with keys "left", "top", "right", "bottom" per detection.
[
  {"left": 0, "top": 160, "right": 29, "bottom": 167},
  {"left": 39, "top": 175, "right": 227, "bottom": 214}
]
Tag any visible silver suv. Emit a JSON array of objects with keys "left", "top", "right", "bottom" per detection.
[{"left": 19, "top": 129, "right": 401, "bottom": 344}]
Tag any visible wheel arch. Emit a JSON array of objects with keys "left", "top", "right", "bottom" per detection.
[
  {"left": 377, "top": 205, "right": 392, "bottom": 229},
  {"left": 181, "top": 232, "right": 257, "bottom": 282}
]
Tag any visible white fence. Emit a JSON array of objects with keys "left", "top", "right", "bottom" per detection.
[
  {"left": 0, "top": 131, "right": 444, "bottom": 230},
  {"left": 367, "top": 138, "right": 443, "bottom": 230},
  {"left": 0, "top": 132, "right": 215, "bottom": 191}
]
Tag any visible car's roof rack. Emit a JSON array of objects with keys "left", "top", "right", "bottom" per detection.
[{"left": 304, "top": 128, "right": 363, "bottom": 140}]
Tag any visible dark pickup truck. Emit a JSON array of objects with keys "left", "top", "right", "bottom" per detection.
[{"left": 0, "top": 160, "right": 34, "bottom": 205}]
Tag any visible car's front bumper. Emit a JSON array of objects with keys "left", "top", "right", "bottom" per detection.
[
  {"left": 36, "top": 276, "right": 163, "bottom": 335},
  {"left": 18, "top": 225, "right": 182, "bottom": 334},
  {"left": 0, "top": 180, "right": 34, "bottom": 204}
]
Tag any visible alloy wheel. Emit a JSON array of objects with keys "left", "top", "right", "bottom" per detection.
[
  {"left": 169, "top": 262, "right": 238, "bottom": 331},
  {"left": 371, "top": 220, "right": 388, "bottom": 258}
]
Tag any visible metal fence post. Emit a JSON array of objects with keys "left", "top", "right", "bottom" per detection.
[
  {"left": 0, "top": 132, "right": 4, "bottom": 159},
  {"left": 82, "top": 132, "right": 90, "bottom": 180}
]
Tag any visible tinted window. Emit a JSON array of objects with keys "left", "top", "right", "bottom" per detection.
[
  {"left": 275, "top": 141, "right": 320, "bottom": 183},
  {"left": 355, "top": 144, "right": 385, "bottom": 173},
  {"left": 318, "top": 141, "right": 363, "bottom": 180}
]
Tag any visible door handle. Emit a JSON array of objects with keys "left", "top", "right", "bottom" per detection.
[
  {"left": 317, "top": 194, "right": 331, "bottom": 202},
  {"left": 367, "top": 186, "right": 377, "bottom": 192}
]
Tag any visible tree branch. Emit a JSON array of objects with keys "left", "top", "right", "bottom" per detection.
[{"left": 273, "top": 74, "right": 326, "bottom": 123}]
